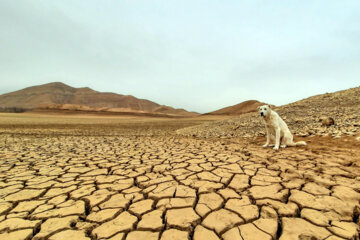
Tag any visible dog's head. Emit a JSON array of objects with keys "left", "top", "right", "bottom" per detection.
[{"left": 259, "top": 105, "right": 271, "bottom": 117}]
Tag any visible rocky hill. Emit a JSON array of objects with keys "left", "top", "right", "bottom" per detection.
[
  {"left": 0, "top": 82, "right": 198, "bottom": 117},
  {"left": 177, "top": 86, "right": 360, "bottom": 138},
  {"left": 205, "top": 100, "right": 269, "bottom": 115}
]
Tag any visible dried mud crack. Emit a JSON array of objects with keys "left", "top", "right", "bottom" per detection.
[{"left": 0, "top": 125, "right": 359, "bottom": 240}]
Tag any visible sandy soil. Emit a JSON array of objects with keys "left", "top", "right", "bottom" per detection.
[{"left": 0, "top": 113, "right": 359, "bottom": 240}]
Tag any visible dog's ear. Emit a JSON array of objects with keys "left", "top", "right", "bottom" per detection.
[{"left": 267, "top": 105, "right": 271, "bottom": 109}]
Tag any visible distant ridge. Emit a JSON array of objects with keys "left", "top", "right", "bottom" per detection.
[
  {"left": 205, "top": 100, "right": 270, "bottom": 115},
  {"left": 0, "top": 82, "right": 198, "bottom": 117}
]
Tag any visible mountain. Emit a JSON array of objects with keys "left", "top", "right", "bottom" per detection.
[
  {"left": 205, "top": 100, "right": 269, "bottom": 115},
  {"left": 177, "top": 86, "right": 360, "bottom": 137},
  {"left": 0, "top": 82, "right": 198, "bottom": 117}
]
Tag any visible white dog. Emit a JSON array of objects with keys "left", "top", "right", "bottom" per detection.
[{"left": 259, "top": 105, "right": 306, "bottom": 150}]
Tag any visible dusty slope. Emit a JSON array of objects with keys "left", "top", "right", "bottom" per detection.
[
  {"left": 0, "top": 82, "right": 198, "bottom": 117},
  {"left": 177, "top": 86, "right": 360, "bottom": 138},
  {"left": 205, "top": 100, "right": 268, "bottom": 115}
]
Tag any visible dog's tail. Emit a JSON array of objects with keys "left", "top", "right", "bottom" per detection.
[
  {"left": 296, "top": 141, "right": 307, "bottom": 146},
  {"left": 288, "top": 141, "right": 307, "bottom": 146},
  {"left": 295, "top": 141, "right": 307, "bottom": 146}
]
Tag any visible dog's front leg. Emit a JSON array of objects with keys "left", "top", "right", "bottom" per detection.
[
  {"left": 273, "top": 127, "right": 280, "bottom": 150},
  {"left": 263, "top": 127, "right": 270, "bottom": 148}
]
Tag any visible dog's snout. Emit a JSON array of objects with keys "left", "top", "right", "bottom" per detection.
[{"left": 260, "top": 112, "right": 264, "bottom": 116}]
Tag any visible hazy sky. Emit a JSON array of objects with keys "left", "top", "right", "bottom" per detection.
[{"left": 1, "top": 1, "right": 359, "bottom": 113}]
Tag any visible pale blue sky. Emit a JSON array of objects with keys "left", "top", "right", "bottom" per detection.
[{"left": 1, "top": 0, "right": 359, "bottom": 113}]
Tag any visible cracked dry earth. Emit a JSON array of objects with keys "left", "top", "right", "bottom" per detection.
[{"left": 0, "top": 123, "right": 360, "bottom": 240}]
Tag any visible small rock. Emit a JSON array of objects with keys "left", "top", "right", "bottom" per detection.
[{"left": 321, "top": 117, "right": 335, "bottom": 127}]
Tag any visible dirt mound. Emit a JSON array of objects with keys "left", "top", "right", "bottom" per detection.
[
  {"left": 0, "top": 82, "right": 198, "bottom": 117},
  {"left": 177, "top": 86, "right": 360, "bottom": 138},
  {"left": 206, "top": 100, "right": 269, "bottom": 115}
]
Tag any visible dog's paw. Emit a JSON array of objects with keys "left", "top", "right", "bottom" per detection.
[
  {"left": 262, "top": 144, "right": 268, "bottom": 148},
  {"left": 280, "top": 145, "right": 287, "bottom": 148},
  {"left": 273, "top": 146, "right": 279, "bottom": 150}
]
